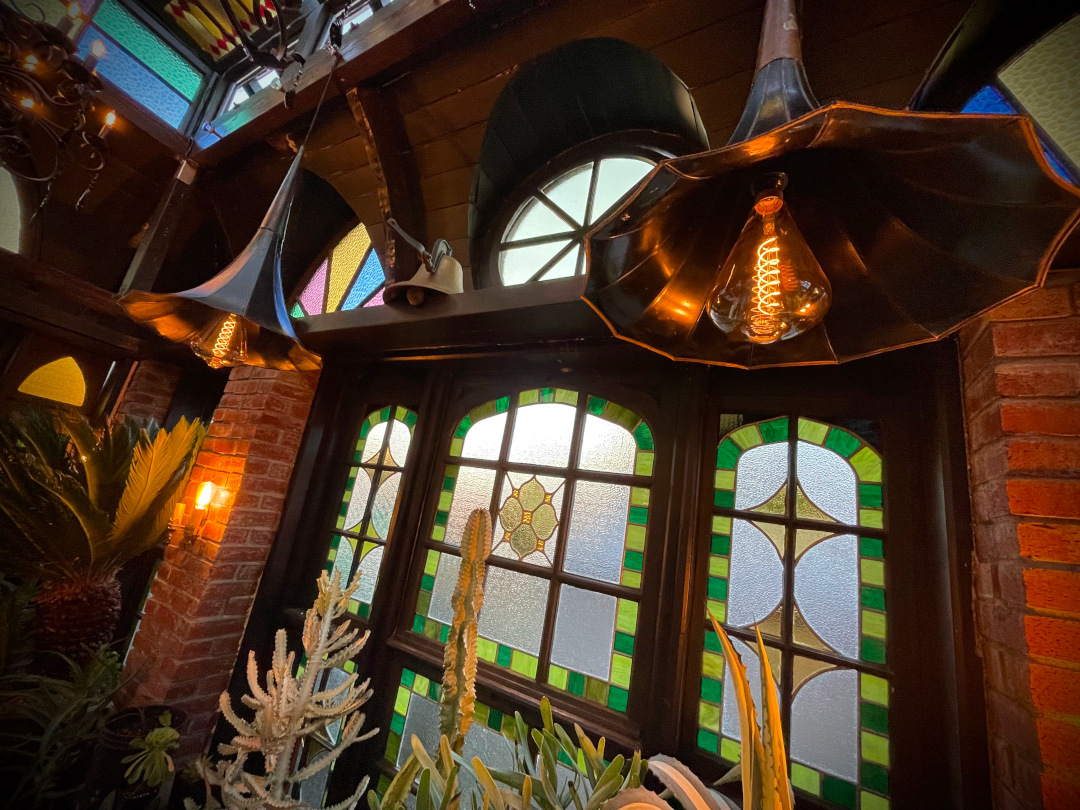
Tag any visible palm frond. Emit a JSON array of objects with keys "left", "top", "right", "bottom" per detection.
[{"left": 58, "top": 412, "right": 141, "bottom": 516}]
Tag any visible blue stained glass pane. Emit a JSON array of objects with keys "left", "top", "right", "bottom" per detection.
[
  {"left": 962, "top": 85, "right": 1016, "bottom": 115},
  {"left": 341, "top": 249, "right": 386, "bottom": 310},
  {"left": 92, "top": 0, "right": 202, "bottom": 100},
  {"left": 78, "top": 29, "right": 190, "bottom": 128}
]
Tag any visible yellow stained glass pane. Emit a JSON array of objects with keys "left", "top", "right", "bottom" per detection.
[
  {"left": 327, "top": 224, "right": 371, "bottom": 312},
  {"left": 18, "top": 357, "right": 86, "bottom": 406}
]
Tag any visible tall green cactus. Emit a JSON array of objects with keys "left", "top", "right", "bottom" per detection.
[{"left": 440, "top": 508, "right": 492, "bottom": 754}]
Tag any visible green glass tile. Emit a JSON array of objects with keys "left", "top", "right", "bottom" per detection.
[
  {"left": 709, "top": 557, "right": 730, "bottom": 577},
  {"left": 861, "top": 792, "right": 890, "bottom": 810},
  {"left": 434, "top": 511, "right": 449, "bottom": 527},
  {"left": 540, "top": 387, "right": 554, "bottom": 402},
  {"left": 585, "top": 676, "right": 608, "bottom": 703},
  {"left": 428, "top": 680, "right": 440, "bottom": 700},
  {"left": 860, "top": 536, "right": 884, "bottom": 558},
  {"left": 702, "top": 651, "right": 724, "bottom": 679},
  {"left": 568, "top": 671, "right": 586, "bottom": 695},
  {"left": 628, "top": 506, "right": 649, "bottom": 525},
  {"left": 357, "top": 602, "right": 370, "bottom": 619},
  {"left": 821, "top": 775, "right": 856, "bottom": 808},
  {"left": 704, "top": 630, "right": 722, "bottom": 653},
  {"left": 588, "top": 396, "right": 606, "bottom": 416},
  {"left": 862, "top": 731, "right": 890, "bottom": 766},
  {"left": 401, "top": 669, "right": 416, "bottom": 688},
  {"left": 474, "top": 703, "right": 489, "bottom": 727},
  {"left": 548, "top": 665, "right": 568, "bottom": 690},
  {"left": 859, "top": 483, "right": 883, "bottom": 508},
  {"left": 861, "top": 559, "right": 885, "bottom": 586},
  {"left": 860, "top": 509, "right": 884, "bottom": 529},
  {"left": 633, "top": 422, "right": 654, "bottom": 450},
  {"left": 711, "top": 534, "right": 732, "bottom": 555},
  {"left": 477, "top": 637, "right": 497, "bottom": 662},
  {"left": 404, "top": 410, "right": 418, "bottom": 427},
  {"left": 625, "top": 525, "right": 646, "bottom": 552},
  {"left": 862, "top": 701, "right": 889, "bottom": 734},
  {"left": 697, "top": 729, "right": 719, "bottom": 753},
  {"left": 421, "top": 574, "right": 435, "bottom": 592},
  {"left": 825, "top": 428, "right": 861, "bottom": 458},
  {"left": 860, "top": 761, "right": 889, "bottom": 795},
  {"left": 439, "top": 625, "right": 449, "bottom": 643},
  {"left": 861, "top": 673, "right": 889, "bottom": 706},
  {"left": 624, "top": 550, "right": 644, "bottom": 572},
  {"left": 496, "top": 645, "right": 513, "bottom": 668},
  {"left": 95, "top": 0, "right": 202, "bottom": 99},
  {"left": 394, "top": 686, "right": 410, "bottom": 715},
  {"left": 423, "top": 619, "right": 441, "bottom": 640},
  {"left": 384, "top": 732, "right": 400, "bottom": 764},
  {"left": 614, "top": 631, "right": 635, "bottom": 655},
  {"left": 415, "top": 591, "right": 431, "bottom": 615},
  {"left": 716, "top": 439, "right": 741, "bottom": 470},
  {"left": 390, "top": 712, "right": 405, "bottom": 734},
  {"left": 797, "top": 418, "right": 829, "bottom": 444},
  {"left": 412, "top": 614, "right": 425, "bottom": 634},
  {"left": 790, "top": 762, "right": 820, "bottom": 795},
  {"left": 631, "top": 487, "right": 651, "bottom": 506},
  {"left": 714, "top": 490, "right": 735, "bottom": 509},
  {"left": 622, "top": 571, "right": 641, "bottom": 589},
  {"left": 701, "top": 676, "right": 722, "bottom": 702},
  {"left": 707, "top": 601, "right": 726, "bottom": 623},
  {"left": 608, "top": 686, "right": 629, "bottom": 712},
  {"left": 610, "top": 654, "right": 632, "bottom": 688},
  {"left": 424, "top": 550, "right": 440, "bottom": 576},
  {"left": 453, "top": 416, "right": 471, "bottom": 438},
  {"left": 851, "top": 446, "right": 883, "bottom": 483},
  {"left": 863, "top": 610, "right": 887, "bottom": 639},
  {"left": 431, "top": 525, "right": 446, "bottom": 542},
  {"left": 698, "top": 702, "right": 720, "bottom": 731},
  {"left": 495, "top": 396, "right": 510, "bottom": 413},
  {"left": 861, "top": 587, "right": 885, "bottom": 610},
  {"left": 861, "top": 637, "right": 887, "bottom": 664},
  {"left": 555, "top": 389, "right": 578, "bottom": 406},
  {"left": 720, "top": 737, "right": 741, "bottom": 762},
  {"left": 616, "top": 599, "right": 639, "bottom": 634},
  {"left": 510, "top": 650, "right": 538, "bottom": 678},
  {"left": 729, "top": 424, "right": 763, "bottom": 450},
  {"left": 377, "top": 407, "right": 390, "bottom": 422},
  {"left": 442, "top": 476, "right": 455, "bottom": 490},
  {"left": 708, "top": 577, "right": 729, "bottom": 601},
  {"left": 759, "top": 418, "right": 789, "bottom": 443},
  {"left": 519, "top": 389, "right": 539, "bottom": 406},
  {"left": 438, "top": 491, "right": 453, "bottom": 511},
  {"left": 290, "top": 302, "right": 304, "bottom": 318},
  {"left": 714, "top": 469, "right": 736, "bottom": 490},
  {"left": 487, "top": 708, "right": 503, "bottom": 730},
  {"left": 635, "top": 452, "right": 654, "bottom": 477},
  {"left": 558, "top": 750, "right": 573, "bottom": 767}
]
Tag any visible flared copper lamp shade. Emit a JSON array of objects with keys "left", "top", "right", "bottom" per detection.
[
  {"left": 117, "top": 148, "right": 321, "bottom": 372},
  {"left": 584, "top": 103, "right": 1080, "bottom": 369}
]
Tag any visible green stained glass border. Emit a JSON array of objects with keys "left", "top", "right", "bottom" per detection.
[
  {"left": 797, "top": 418, "right": 884, "bottom": 530},
  {"left": 586, "top": 395, "right": 654, "bottom": 476},
  {"left": 621, "top": 487, "right": 649, "bottom": 588},
  {"left": 448, "top": 396, "right": 514, "bottom": 457},
  {"left": 546, "top": 597, "right": 637, "bottom": 713}
]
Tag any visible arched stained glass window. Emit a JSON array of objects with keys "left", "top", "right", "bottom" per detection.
[
  {"left": 412, "top": 389, "right": 654, "bottom": 713},
  {"left": 498, "top": 157, "right": 653, "bottom": 286},
  {"left": 323, "top": 405, "right": 418, "bottom": 619},
  {"left": 697, "top": 416, "right": 889, "bottom": 810},
  {"left": 17, "top": 356, "right": 87, "bottom": 407},
  {"left": 291, "top": 222, "right": 388, "bottom": 318}
]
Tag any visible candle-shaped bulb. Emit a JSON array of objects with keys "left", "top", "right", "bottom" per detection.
[{"left": 85, "top": 39, "right": 106, "bottom": 71}]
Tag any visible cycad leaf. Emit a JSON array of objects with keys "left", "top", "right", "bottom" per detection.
[
  {"left": 755, "top": 627, "right": 793, "bottom": 810},
  {"left": 647, "top": 756, "right": 724, "bottom": 810},
  {"left": 707, "top": 610, "right": 761, "bottom": 809}
]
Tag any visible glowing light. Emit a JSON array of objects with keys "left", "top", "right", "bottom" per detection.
[
  {"left": 66, "top": 2, "right": 82, "bottom": 20},
  {"left": 195, "top": 481, "right": 215, "bottom": 510},
  {"left": 19, "top": 97, "right": 35, "bottom": 110},
  {"left": 104, "top": 111, "right": 116, "bottom": 126},
  {"left": 212, "top": 314, "right": 238, "bottom": 359},
  {"left": 90, "top": 39, "right": 106, "bottom": 58},
  {"left": 23, "top": 54, "right": 39, "bottom": 71}
]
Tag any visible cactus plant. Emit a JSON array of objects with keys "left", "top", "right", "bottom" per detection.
[{"left": 440, "top": 508, "right": 492, "bottom": 755}]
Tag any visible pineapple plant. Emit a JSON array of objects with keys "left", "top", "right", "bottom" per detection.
[{"left": 0, "top": 405, "right": 204, "bottom": 660}]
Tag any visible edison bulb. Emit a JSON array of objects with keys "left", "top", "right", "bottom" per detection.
[
  {"left": 708, "top": 174, "right": 830, "bottom": 344},
  {"left": 190, "top": 312, "right": 248, "bottom": 369}
]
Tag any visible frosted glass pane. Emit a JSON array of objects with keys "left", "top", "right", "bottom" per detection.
[
  {"left": 589, "top": 158, "right": 653, "bottom": 224},
  {"left": 721, "top": 639, "right": 780, "bottom": 740},
  {"left": 371, "top": 473, "right": 401, "bottom": 540},
  {"left": 444, "top": 467, "right": 497, "bottom": 547},
  {"left": 344, "top": 468, "right": 372, "bottom": 532},
  {"left": 504, "top": 197, "right": 573, "bottom": 243},
  {"left": 794, "top": 533, "right": 859, "bottom": 658},
  {"left": 429, "top": 553, "right": 460, "bottom": 625},
  {"left": 462, "top": 413, "right": 506, "bottom": 460},
  {"left": 579, "top": 414, "right": 636, "bottom": 474},
  {"left": 541, "top": 245, "right": 580, "bottom": 280},
  {"left": 398, "top": 691, "right": 440, "bottom": 767},
  {"left": 362, "top": 421, "right": 387, "bottom": 463},
  {"left": 562, "top": 480, "right": 631, "bottom": 584},
  {"left": 500, "top": 240, "right": 571, "bottom": 286},
  {"left": 476, "top": 567, "right": 549, "bottom": 655},
  {"left": 791, "top": 666, "right": 859, "bottom": 781},
  {"left": 462, "top": 722, "right": 514, "bottom": 775},
  {"left": 386, "top": 419, "right": 412, "bottom": 466},
  {"left": 355, "top": 544, "right": 383, "bottom": 605},
  {"left": 734, "top": 443, "right": 788, "bottom": 511},
  {"left": 797, "top": 442, "right": 857, "bottom": 525},
  {"left": 508, "top": 403, "right": 575, "bottom": 467},
  {"left": 550, "top": 585, "right": 617, "bottom": 680},
  {"left": 332, "top": 538, "right": 354, "bottom": 590},
  {"left": 727, "top": 519, "right": 784, "bottom": 629},
  {"left": 493, "top": 472, "right": 564, "bottom": 566},
  {"left": 543, "top": 164, "right": 593, "bottom": 225},
  {"left": 323, "top": 667, "right": 349, "bottom": 742}
]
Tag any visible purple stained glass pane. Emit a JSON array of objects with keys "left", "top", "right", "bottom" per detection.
[
  {"left": 299, "top": 260, "right": 328, "bottom": 315},
  {"left": 363, "top": 287, "right": 385, "bottom": 308},
  {"left": 342, "top": 249, "right": 386, "bottom": 310},
  {"left": 77, "top": 28, "right": 188, "bottom": 127}
]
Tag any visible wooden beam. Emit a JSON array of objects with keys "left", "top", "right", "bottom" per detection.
[
  {"left": 346, "top": 85, "right": 426, "bottom": 283},
  {"left": 191, "top": 0, "right": 499, "bottom": 166},
  {"left": 120, "top": 160, "right": 199, "bottom": 293}
]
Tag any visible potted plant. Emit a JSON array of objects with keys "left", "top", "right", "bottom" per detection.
[{"left": 0, "top": 406, "right": 204, "bottom": 661}]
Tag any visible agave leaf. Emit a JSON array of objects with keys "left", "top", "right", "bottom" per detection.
[
  {"left": 384, "top": 754, "right": 423, "bottom": 810},
  {"left": 755, "top": 627, "right": 794, "bottom": 810},
  {"left": 600, "top": 788, "right": 676, "bottom": 810},
  {"left": 647, "top": 756, "right": 728, "bottom": 810},
  {"left": 418, "top": 769, "right": 433, "bottom": 810},
  {"left": 707, "top": 610, "right": 761, "bottom": 808},
  {"left": 473, "top": 757, "right": 505, "bottom": 810}
]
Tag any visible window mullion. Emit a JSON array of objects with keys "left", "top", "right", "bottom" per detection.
[
  {"left": 582, "top": 160, "right": 601, "bottom": 229},
  {"left": 526, "top": 239, "right": 578, "bottom": 284},
  {"left": 780, "top": 413, "right": 798, "bottom": 749}
]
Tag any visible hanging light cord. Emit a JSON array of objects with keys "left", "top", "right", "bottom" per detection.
[{"left": 300, "top": 52, "right": 342, "bottom": 149}]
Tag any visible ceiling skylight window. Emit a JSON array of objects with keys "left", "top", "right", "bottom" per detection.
[
  {"left": 225, "top": 68, "right": 280, "bottom": 113},
  {"left": 497, "top": 157, "right": 653, "bottom": 287},
  {"left": 340, "top": 2, "right": 375, "bottom": 35}
]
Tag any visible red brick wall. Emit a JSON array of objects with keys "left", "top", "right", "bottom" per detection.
[
  {"left": 113, "top": 360, "right": 182, "bottom": 424},
  {"left": 959, "top": 276, "right": 1080, "bottom": 810},
  {"left": 121, "top": 366, "right": 319, "bottom": 759}
]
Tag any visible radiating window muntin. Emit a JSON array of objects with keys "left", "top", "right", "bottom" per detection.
[
  {"left": 497, "top": 157, "right": 653, "bottom": 286},
  {"left": 324, "top": 405, "right": 418, "bottom": 620},
  {"left": 291, "top": 222, "right": 388, "bottom": 318},
  {"left": 412, "top": 388, "right": 654, "bottom": 714},
  {"left": 698, "top": 415, "right": 889, "bottom": 810}
]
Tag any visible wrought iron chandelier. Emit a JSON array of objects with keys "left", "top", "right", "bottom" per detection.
[{"left": 0, "top": 1, "right": 114, "bottom": 212}]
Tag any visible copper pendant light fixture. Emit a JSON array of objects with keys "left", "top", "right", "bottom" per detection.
[
  {"left": 582, "top": 0, "right": 1080, "bottom": 368},
  {"left": 117, "top": 61, "right": 343, "bottom": 372}
]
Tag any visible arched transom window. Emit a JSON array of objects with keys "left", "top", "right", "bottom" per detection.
[
  {"left": 498, "top": 157, "right": 653, "bottom": 286},
  {"left": 412, "top": 388, "right": 654, "bottom": 713},
  {"left": 698, "top": 416, "right": 889, "bottom": 810},
  {"left": 292, "top": 222, "right": 388, "bottom": 317}
]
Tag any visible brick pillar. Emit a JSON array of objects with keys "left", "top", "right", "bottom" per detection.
[
  {"left": 122, "top": 366, "right": 319, "bottom": 759},
  {"left": 114, "top": 360, "right": 182, "bottom": 423},
  {"left": 958, "top": 277, "right": 1080, "bottom": 810}
]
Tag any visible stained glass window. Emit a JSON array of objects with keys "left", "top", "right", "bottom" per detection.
[
  {"left": 17, "top": 356, "right": 87, "bottom": 406},
  {"left": 323, "top": 405, "right": 418, "bottom": 619},
  {"left": 497, "top": 157, "right": 654, "bottom": 286},
  {"left": 698, "top": 416, "right": 889, "bottom": 810},
  {"left": 75, "top": 0, "right": 203, "bottom": 128},
  {"left": 413, "top": 389, "right": 653, "bottom": 713},
  {"left": 291, "top": 223, "right": 388, "bottom": 318}
]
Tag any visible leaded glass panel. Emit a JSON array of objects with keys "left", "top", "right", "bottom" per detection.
[{"left": 292, "top": 223, "right": 388, "bottom": 316}]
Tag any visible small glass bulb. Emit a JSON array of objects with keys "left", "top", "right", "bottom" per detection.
[
  {"left": 195, "top": 481, "right": 214, "bottom": 509},
  {"left": 90, "top": 39, "right": 106, "bottom": 58},
  {"left": 191, "top": 312, "right": 248, "bottom": 369},
  {"left": 104, "top": 111, "right": 116, "bottom": 126},
  {"left": 708, "top": 175, "right": 830, "bottom": 344}
]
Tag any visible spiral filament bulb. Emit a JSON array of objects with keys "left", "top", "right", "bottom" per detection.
[
  {"left": 749, "top": 234, "right": 782, "bottom": 338},
  {"left": 213, "top": 314, "right": 238, "bottom": 359}
]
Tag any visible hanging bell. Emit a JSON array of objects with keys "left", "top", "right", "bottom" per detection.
[
  {"left": 383, "top": 219, "right": 464, "bottom": 306},
  {"left": 117, "top": 148, "right": 321, "bottom": 371}
]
